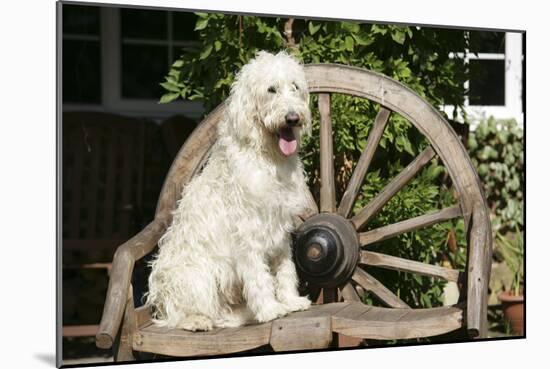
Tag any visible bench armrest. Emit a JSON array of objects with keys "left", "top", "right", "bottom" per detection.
[{"left": 95, "top": 217, "right": 168, "bottom": 349}]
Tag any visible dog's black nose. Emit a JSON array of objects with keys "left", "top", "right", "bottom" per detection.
[{"left": 285, "top": 112, "right": 300, "bottom": 126}]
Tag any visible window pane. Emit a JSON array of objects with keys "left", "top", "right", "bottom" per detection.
[
  {"left": 121, "top": 44, "right": 168, "bottom": 99},
  {"left": 469, "top": 59, "right": 505, "bottom": 106},
  {"left": 63, "top": 4, "right": 100, "bottom": 35},
  {"left": 63, "top": 40, "right": 101, "bottom": 103},
  {"left": 469, "top": 31, "right": 505, "bottom": 54},
  {"left": 172, "top": 11, "right": 199, "bottom": 41},
  {"left": 121, "top": 8, "right": 167, "bottom": 40}
]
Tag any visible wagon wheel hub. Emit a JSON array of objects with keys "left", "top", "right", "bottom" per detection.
[{"left": 294, "top": 213, "right": 360, "bottom": 288}]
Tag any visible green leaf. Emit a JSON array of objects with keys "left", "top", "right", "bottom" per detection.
[
  {"left": 160, "top": 81, "right": 180, "bottom": 93},
  {"left": 199, "top": 44, "right": 213, "bottom": 60},
  {"left": 214, "top": 40, "right": 222, "bottom": 51},
  {"left": 353, "top": 33, "right": 373, "bottom": 46},
  {"left": 402, "top": 136, "right": 414, "bottom": 156},
  {"left": 159, "top": 92, "right": 180, "bottom": 104},
  {"left": 391, "top": 30, "right": 406, "bottom": 44},
  {"left": 195, "top": 18, "right": 209, "bottom": 31},
  {"left": 344, "top": 36, "right": 354, "bottom": 51},
  {"left": 308, "top": 22, "right": 321, "bottom": 35},
  {"left": 342, "top": 22, "right": 360, "bottom": 33}
]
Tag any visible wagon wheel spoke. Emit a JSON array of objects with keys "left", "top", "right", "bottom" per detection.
[
  {"left": 339, "top": 282, "right": 362, "bottom": 302},
  {"left": 351, "top": 267, "right": 410, "bottom": 309},
  {"left": 338, "top": 108, "right": 391, "bottom": 218},
  {"left": 351, "top": 146, "right": 436, "bottom": 230},
  {"left": 322, "top": 287, "right": 339, "bottom": 303},
  {"left": 359, "top": 206, "right": 462, "bottom": 246},
  {"left": 360, "top": 251, "right": 461, "bottom": 282},
  {"left": 307, "top": 285, "right": 322, "bottom": 302},
  {"left": 319, "top": 93, "right": 336, "bottom": 213}
]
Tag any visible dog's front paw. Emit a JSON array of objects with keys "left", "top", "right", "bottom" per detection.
[
  {"left": 254, "top": 302, "right": 288, "bottom": 323},
  {"left": 281, "top": 296, "right": 311, "bottom": 313}
]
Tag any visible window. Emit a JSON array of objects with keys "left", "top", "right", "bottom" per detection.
[
  {"left": 444, "top": 31, "right": 524, "bottom": 125},
  {"left": 62, "top": 4, "right": 203, "bottom": 120},
  {"left": 120, "top": 9, "right": 198, "bottom": 99},
  {"left": 62, "top": 5, "right": 101, "bottom": 104},
  {"left": 467, "top": 31, "right": 506, "bottom": 106}
]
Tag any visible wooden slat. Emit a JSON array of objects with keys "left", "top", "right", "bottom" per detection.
[
  {"left": 63, "top": 238, "right": 127, "bottom": 251},
  {"left": 136, "top": 124, "right": 146, "bottom": 219},
  {"left": 338, "top": 108, "right": 390, "bottom": 218},
  {"left": 359, "top": 206, "right": 462, "bottom": 246},
  {"left": 351, "top": 146, "right": 436, "bottom": 230},
  {"left": 336, "top": 284, "right": 364, "bottom": 347},
  {"left": 331, "top": 302, "right": 463, "bottom": 340},
  {"left": 360, "top": 251, "right": 460, "bottom": 282},
  {"left": 119, "top": 131, "right": 134, "bottom": 235},
  {"left": 333, "top": 301, "right": 372, "bottom": 320},
  {"left": 103, "top": 127, "right": 117, "bottom": 236},
  {"left": 87, "top": 127, "right": 101, "bottom": 237},
  {"left": 68, "top": 128, "right": 85, "bottom": 238},
  {"left": 339, "top": 282, "right": 361, "bottom": 302},
  {"left": 290, "top": 302, "right": 350, "bottom": 318},
  {"left": 135, "top": 305, "right": 153, "bottom": 329},
  {"left": 63, "top": 262, "right": 112, "bottom": 271},
  {"left": 134, "top": 323, "right": 273, "bottom": 357},
  {"left": 351, "top": 268, "right": 410, "bottom": 309},
  {"left": 271, "top": 316, "right": 332, "bottom": 351},
  {"left": 319, "top": 93, "right": 336, "bottom": 213},
  {"left": 62, "top": 324, "right": 99, "bottom": 337}
]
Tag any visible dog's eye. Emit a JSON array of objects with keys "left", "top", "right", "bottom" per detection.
[
  {"left": 292, "top": 82, "right": 299, "bottom": 91},
  {"left": 268, "top": 86, "right": 277, "bottom": 93}
]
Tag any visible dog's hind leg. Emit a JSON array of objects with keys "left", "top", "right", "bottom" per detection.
[
  {"left": 215, "top": 305, "right": 255, "bottom": 328},
  {"left": 175, "top": 314, "right": 214, "bottom": 331}
]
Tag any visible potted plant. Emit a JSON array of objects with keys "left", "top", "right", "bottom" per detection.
[{"left": 495, "top": 228, "right": 524, "bottom": 335}]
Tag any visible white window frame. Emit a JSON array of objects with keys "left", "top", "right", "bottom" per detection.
[
  {"left": 63, "top": 7, "right": 204, "bottom": 121},
  {"left": 443, "top": 32, "right": 524, "bottom": 127}
]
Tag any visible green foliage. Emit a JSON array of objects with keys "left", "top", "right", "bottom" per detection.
[
  {"left": 495, "top": 228, "right": 524, "bottom": 296},
  {"left": 161, "top": 14, "right": 474, "bottom": 308},
  {"left": 159, "top": 14, "right": 285, "bottom": 111},
  {"left": 468, "top": 117, "right": 524, "bottom": 233}
]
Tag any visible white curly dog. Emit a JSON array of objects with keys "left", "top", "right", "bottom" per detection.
[{"left": 146, "top": 51, "right": 314, "bottom": 331}]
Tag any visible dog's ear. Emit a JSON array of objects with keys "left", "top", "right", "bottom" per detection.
[{"left": 221, "top": 62, "right": 264, "bottom": 146}]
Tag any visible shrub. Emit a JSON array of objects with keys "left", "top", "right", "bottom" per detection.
[
  {"left": 467, "top": 117, "right": 524, "bottom": 234},
  {"left": 161, "top": 13, "right": 474, "bottom": 308}
]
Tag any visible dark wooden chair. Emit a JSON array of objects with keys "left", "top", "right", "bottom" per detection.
[
  {"left": 95, "top": 64, "right": 492, "bottom": 361},
  {"left": 62, "top": 111, "right": 170, "bottom": 337}
]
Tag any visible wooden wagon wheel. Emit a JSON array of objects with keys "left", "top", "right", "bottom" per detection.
[{"left": 96, "top": 64, "right": 492, "bottom": 360}]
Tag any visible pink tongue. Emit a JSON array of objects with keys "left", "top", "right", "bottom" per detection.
[{"left": 278, "top": 127, "right": 297, "bottom": 157}]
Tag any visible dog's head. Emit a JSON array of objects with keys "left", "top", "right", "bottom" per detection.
[{"left": 224, "top": 51, "right": 312, "bottom": 158}]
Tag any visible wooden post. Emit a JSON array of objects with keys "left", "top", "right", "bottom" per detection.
[{"left": 114, "top": 286, "right": 136, "bottom": 362}]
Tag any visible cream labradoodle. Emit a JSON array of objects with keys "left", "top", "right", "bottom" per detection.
[{"left": 146, "top": 51, "right": 314, "bottom": 331}]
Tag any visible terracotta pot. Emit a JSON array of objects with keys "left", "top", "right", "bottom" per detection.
[{"left": 498, "top": 291, "right": 524, "bottom": 335}]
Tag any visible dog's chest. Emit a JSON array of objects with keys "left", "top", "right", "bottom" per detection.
[{"left": 239, "top": 164, "right": 305, "bottom": 212}]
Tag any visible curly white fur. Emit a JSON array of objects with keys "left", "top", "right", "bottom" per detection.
[{"left": 146, "top": 51, "right": 314, "bottom": 331}]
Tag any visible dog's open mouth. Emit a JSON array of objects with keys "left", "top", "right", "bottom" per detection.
[{"left": 278, "top": 127, "right": 297, "bottom": 157}]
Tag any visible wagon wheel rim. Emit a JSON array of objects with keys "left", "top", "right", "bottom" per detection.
[
  {"left": 295, "top": 65, "right": 491, "bottom": 336},
  {"left": 155, "top": 64, "right": 492, "bottom": 338}
]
